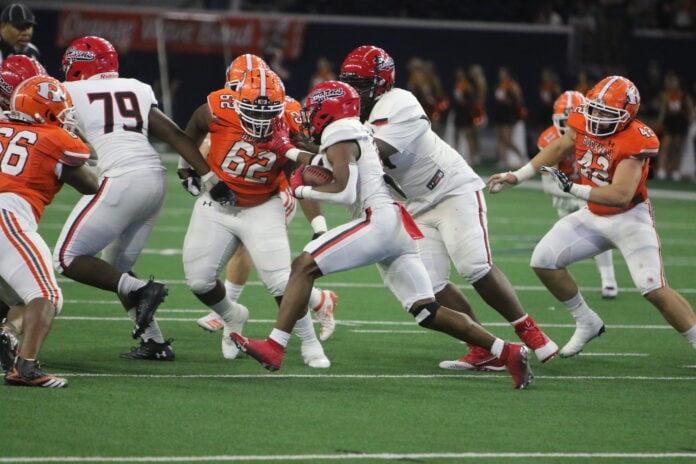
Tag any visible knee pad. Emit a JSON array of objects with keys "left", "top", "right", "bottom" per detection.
[
  {"left": 186, "top": 276, "right": 216, "bottom": 296},
  {"left": 530, "top": 244, "right": 561, "bottom": 270},
  {"left": 635, "top": 267, "right": 663, "bottom": 295},
  {"left": 409, "top": 301, "right": 440, "bottom": 328}
]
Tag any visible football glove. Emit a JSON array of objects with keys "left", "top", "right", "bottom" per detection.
[
  {"left": 289, "top": 165, "right": 306, "bottom": 197},
  {"left": 257, "top": 118, "right": 296, "bottom": 157},
  {"left": 539, "top": 166, "right": 573, "bottom": 192},
  {"left": 177, "top": 168, "right": 201, "bottom": 196}
]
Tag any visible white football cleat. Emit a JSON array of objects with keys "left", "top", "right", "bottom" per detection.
[
  {"left": 221, "top": 303, "right": 250, "bottom": 360},
  {"left": 197, "top": 311, "right": 224, "bottom": 332},
  {"left": 601, "top": 282, "right": 618, "bottom": 299},
  {"left": 312, "top": 290, "right": 337, "bottom": 341},
  {"left": 301, "top": 340, "right": 331, "bottom": 368},
  {"left": 560, "top": 311, "right": 606, "bottom": 358}
]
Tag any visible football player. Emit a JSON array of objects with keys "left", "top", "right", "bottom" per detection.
[
  {"left": 488, "top": 75, "right": 696, "bottom": 357},
  {"left": 182, "top": 54, "right": 337, "bottom": 347},
  {"left": 538, "top": 91, "right": 618, "bottom": 299},
  {"left": 232, "top": 81, "right": 533, "bottom": 389},
  {"left": 337, "top": 46, "right": 558, "bottom": 371},
  {"left": 0, "top": 76, "right": 98, "bottom": 387},
  {"left": 53, "top": 36, "right": 221, "bottom": 360},
  {"left": 182, "top": 67, "right": 330, "bottom": 367},
  {"left": 0, "top": 54, "right": 45, "bottom": 110}
]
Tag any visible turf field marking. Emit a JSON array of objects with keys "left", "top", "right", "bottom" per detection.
[
  {"left": 52, "top": 315, "right": 680, "bottom": 331},
  {"left": 3, "top": 452, "right": 696, "bottom": 462},
  {"left": 49, "top": 373, "right": 696, "bottom": 381}
]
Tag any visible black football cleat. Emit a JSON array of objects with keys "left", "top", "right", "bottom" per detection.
[
  {"left": 130, "top": 278, "right": 168, "bottom": 339},
  {"left": 4, "top": 358, "right": 68, "bottom": 388},
  {"left": 120, "top": 339, "right": 175, "bottom": 361}
]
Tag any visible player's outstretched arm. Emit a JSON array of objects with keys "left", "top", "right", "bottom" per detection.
[
  {"left": 149, "top": 106, "right": 210, "bottom": 177},
  {"left": 487, "top": 130, "right": 576, "bottom": 193},
  {"left": 60, "top": 164, "right": 99, "bottom": 195}
]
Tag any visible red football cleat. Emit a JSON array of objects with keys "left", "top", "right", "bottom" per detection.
[
  {"left": 503, "top": 343, "right": 533, "bottom": 390},
  {"left": 231, "top": 333, "right": 284, "bottom": 371},
  {"left": 514, "top": 315, "right": 558, "bottom": 363},
  {"left": 439, "top": 344, "right": 506, "bottom": 371}
]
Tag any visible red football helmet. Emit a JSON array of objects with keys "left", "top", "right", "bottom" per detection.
[
  {"left": 302, "top": 80, "right": 360, "bottom": 141},
  {"left": 9, "top": 75, "right": 77, "bottom": 133},
  {"left": 62, "top": 36, "right": 119, "bottom": 81},
  {"left": 1, "top": 55, "right": 46, "bottom": 81},
  {"left": 582, "top": 75, "right": 640, "bottom": 136},
  {"left": 339, "top": 45, "right": 395, "bottom": 117},
  {"left": 552, "top": 90, "right": 586, "bottom": 135},
  {"left": 225, "top": 54, "right": 268, "bottom": 91},
  {"left": 233, "top": 68, "right": 285, "bottom": 139},
  {"left": 0, "top": 71, "right": 22, "bottom": 110}
]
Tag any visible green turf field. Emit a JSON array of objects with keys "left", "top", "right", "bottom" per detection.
[{"left": 3, "top": 159, "right": 695, "bottom": 463}]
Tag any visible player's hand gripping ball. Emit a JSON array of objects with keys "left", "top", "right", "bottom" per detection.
[{"left": 302, "top": 165, "right": 334, "bottom": 187}]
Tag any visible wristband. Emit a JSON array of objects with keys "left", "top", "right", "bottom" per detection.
[
  {"left": 285, "top": 148, "right": 301, "bottom": 162},
  {"left": 512, "top": 162, "right": 536, "bottom": 183},
  {"left": 310, "top": 215, "right": 328, "bottom": 234},
  {"left": 295, "top": 185, "right": 310, "bottom": 199},
  {"left": 201, "top": 171, "right": 215, "bottom": 183},
  {"left": 569, "top": 183, "right": 592, "bottom": 201}
]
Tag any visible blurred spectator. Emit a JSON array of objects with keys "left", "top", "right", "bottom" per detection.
[
  {"left": 451, "top": 66, "right": 480, "bottom": 164},
  {"left": 640, "top": 59, "right": 664, "bottom": 124},
  {"left": 655, "top": 71, "right": 695, "bottom": 181},
  {"left": 309, "top": 56, "right": 336, "bottom": 91},
  {"left": 537, "top": 66, "right": 562, "bottom": 129},
  {"left": 574, "top": 69, "right": 593, "bottom": 95},
  {"left": 0, "top": 3, "right": 39, "bottom": 64},
  {"left": 493, "top": 66, "right": 525, "bottom": 169},
  {"left": 264, "top": 43, "right": 290, "bottom": 81},
  {"left": 407, "top": 58, "right": 449, "bottom": 136}
]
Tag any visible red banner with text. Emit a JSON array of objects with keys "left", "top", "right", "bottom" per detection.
[{"left": 57, "top": 9, "right": 306, "bottom": 58}]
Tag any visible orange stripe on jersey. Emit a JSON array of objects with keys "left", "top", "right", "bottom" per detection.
[
  {"left": 309, "top": 209, "right": 372, "bottom": 259},
  {"left": 57, "top": 178, "right": 109, "bottom": 271},
  {"left": 0, "top": 210, "right": 59, "bottom": 305}
]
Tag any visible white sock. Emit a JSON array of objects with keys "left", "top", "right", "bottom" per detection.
[
  {"left": 595, "top": 250, "right": 616, "bottom": 284},
  {"left": 563, "top": 293, "right": 594, "bottom": 322},
  {"left": 224, "top": 281, "right": 245, "bottom": 302},
  {"left": 308, "top": 287, "right": 323, "bottom": 310},
  {"left": 210, "top": 297, "right": 239, "bottom": 325},
  {"left": 681, "top": 325, "right": 696, "bottom": 349},
  {"left": 117, "top": 274, "right": 145, "bottom": 299},
  {"left": 141, "top": 319, "right": 165, "bottom": 344},
  {"left": 294, "top": 311, "right": 320, "bottom": 343},
  {"left": 269, "top": 328, "right": 291, "bottom": 347},
  {"left": 510, "top": 314, "right": 529, "bottom": 326},
  {"left": 490, "top": 338, "right": 505, "bottom": 358}
]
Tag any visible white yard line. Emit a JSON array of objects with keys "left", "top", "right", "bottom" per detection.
[{"left": 2, "top": 451, "right": 696, "bottom": 462}]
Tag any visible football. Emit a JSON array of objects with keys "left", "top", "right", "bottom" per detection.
[{"left": 302, "top": 165, "right": 334, "bottom": 187}]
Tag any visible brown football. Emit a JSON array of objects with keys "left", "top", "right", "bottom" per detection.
[{"left": 302, "top": 165, "right": 334, "bottom": 187}]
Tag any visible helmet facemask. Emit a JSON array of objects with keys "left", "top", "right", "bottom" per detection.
[
  {"left": 582, "top": 99, "right": 630, "bottom": 137},
  {"left": 234, "top": 96, "right": 285, "bottom": 140}
]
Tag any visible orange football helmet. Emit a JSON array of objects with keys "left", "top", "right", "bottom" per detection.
[
  {"left": 582, "top": 75, "right": 640, "bottom": 136},
  {"left": 225, "top": 54, "right": 268, "bottom": 91},
  {"left": 9, "top": 75, "right": 77, "bottom": 134},
  {"left": 552, "top": 90, "right": 586, "bottom": 135},
  {"left": 233, "top": 68, "right": 285, "bottom": 139}
]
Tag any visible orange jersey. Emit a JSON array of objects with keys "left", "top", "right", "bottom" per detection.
[
  {"left": 206, "top": 89, "right": 290, "bottom": 207},
  {"left": 0, "top": 122, "right": 90, "bottom": 220},
  {"left": 537, "top": 125, "right": 577, "bottom": 179},
  {"left": 284, "top": 96, "right": 302, "bottom": 133},
  {"left": 567, "top": 110, "right": 659, "bottom": 216}
]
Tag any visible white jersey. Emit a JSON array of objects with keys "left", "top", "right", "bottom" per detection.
[
  {"left": 318, "top": 117, "right": 393, "bottom": 218},
  {"left": 365, "top": 87, "right": 485, "bottom": 216},
  {"left": 65, "top": 77, "right": 163, "bottom": 177}
]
